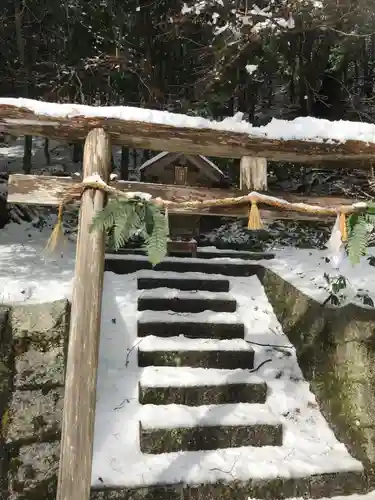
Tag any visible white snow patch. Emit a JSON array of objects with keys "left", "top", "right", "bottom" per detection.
[
  {"left": 262, "top": 246, "right": 375, "bottom": 305},
  {"left": 82, "top": 173, "right": 107, "bottom": 186},
  {"left": 105, "top": 252, "right": 255, "bottom": 265},
  {"left": 0, "top": 221, "right": 75, "bottom": 305},
  {"left": 246, "top": 64, "right": 258, "bottom": 75},
  {"left": 139, "top": 288, "right": 234, "bottom": 300},
  {"left": 138, "top": 309, "right": 241, "bottom": 324},
  {"left": 137, "top": 269, "right": 230, "bottom": 281},
  {"left": 139, "top": 335, "right": 252, "bottom": 352},
  {"left": 140, "top": 366, "right": 265, "bottom": 387},
  {"left": 140, "top": 403, "right": 280, "bottom": 428},
  {"left": 0, "top": 222, "right": 367, "bottom": 489},
  {"left": 2, "top": 97, "right": 375, "bottom": 145}
]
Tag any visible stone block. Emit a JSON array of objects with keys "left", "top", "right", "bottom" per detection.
[
  {"left": 14, "top": 346, "right": 65, "bottom": 389},
  {"left": 262, "top": 267, "right": 375, "bottom": 468},
  {"left": 8, "top": 441, "right": 59, "bottom": 500},
  {"left": 6, "top": 388, "right": 63, "bottom": 445},
  {"left": 91, "top": 485, "right": 183, "bottom": 500},
  {"left": 0, "top": 307, "right": 9, "bottom": 340},
  {"left": 140, "top": 423, "right": 282, "bottom": 453},
  {"left": 11, "top": 300, "right": 69, "bottom": 345}
]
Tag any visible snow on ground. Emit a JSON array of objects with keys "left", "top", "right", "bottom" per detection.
[
  {"left": 2, "top": 97, "right": 375, "bottom": 144},
  {"left": 92, "top": 268, "right": 362, "bottom": 488},
  {"left": 107, "top": 246, "right": 375, "bottom": 307},
  {"left": 199, "top": 245, "right": 375, "bottom": 306},
  {"left": 0, "top": 221, "right": 368, "bottom": 490},
  {"left": 262, "top": 246, "right": 375, "bottom": 305},
  {"left": 0, "top": 220, "right": 75, "bottom": 304}
]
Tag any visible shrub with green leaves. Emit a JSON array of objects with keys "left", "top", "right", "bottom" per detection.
[
  {"left": 347, "top": 203, "right": 375, "bottom": 265},
  {"left": 89, "top": 197, "right": 168, "bottom": 266}
]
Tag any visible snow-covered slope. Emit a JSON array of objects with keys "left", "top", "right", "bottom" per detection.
[{"left": 2, "top": 221, "right": 375, "bottom": 497}]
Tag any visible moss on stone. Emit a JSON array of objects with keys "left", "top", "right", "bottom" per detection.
[
  {"left": 139, "top": 382, "right": 266, "bottom": 406},
  {"left": 262, "top": 267, "right": 375, "bottom": 476},
  {"left": 14, "top": 346, "right": 65, "bottom": 389},
  {"left": 140, "top": 423, "right": 282, "bottom": 453},
  {"left": 6, "top": 388, "right": 63, "bottom": 445},
  {"left": 10, "top": 300, "right": 70, "bottom": 345},
  {"left": 8, "top": 441, "right": 60, "bottom": 500}
]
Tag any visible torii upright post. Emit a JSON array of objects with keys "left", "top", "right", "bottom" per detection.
[{"left": 56, "top": 128, "right": 111, "bottom": 500}]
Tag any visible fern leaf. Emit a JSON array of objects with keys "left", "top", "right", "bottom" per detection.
[
  {"left": 366, "top": 202, "right": 375, "bottom": 216},
  {"left": 112, "top": 203, "right": 138, "bottom": 250},
  {"left": 347, "top": 213, "right": 359, "bottom": 236},
  {"left": 146, "top": 207, "right": 168, "bottom": 266},
  {"left": 90, "top": 200, "right": 126, "bottom": 233},
  {"left": 90, "top": 198, "right": 168, "bottom": 263},
  {"left": 347, "top": 215, "right": 369, "bottom": 265}
]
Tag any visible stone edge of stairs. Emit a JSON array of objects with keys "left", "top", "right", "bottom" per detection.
[{"left": 91, "top": 469, "right": 369, "bottom": 499}]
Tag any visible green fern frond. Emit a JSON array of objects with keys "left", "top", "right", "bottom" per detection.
[
  {"left": 347, "top": 215, "right": 369, "bottom": 265},
  {"left": 365, "top": 212, "right": 375, "bottom": 227},
  {"left": 365, "top": 202, "right": 375, "bottom": 216},
  {"left": 90, "top": 197, "right": 168, "bottom": 265},
  {"left": 347, "top": 213, "right": 359, "bottom": 236},
  {"left": 90, "top": 199, "right": 127, "bottom": 233},
  {"left": 145, "top": 207, "right": 168, "bottom": 266}
]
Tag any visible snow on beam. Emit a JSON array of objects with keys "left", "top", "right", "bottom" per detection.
[
  {"left": 7, "top": 173, "right": 361, "bottom": 221},
  {"left": 1, "top": 98, "right": 375, "bottom": 162}
]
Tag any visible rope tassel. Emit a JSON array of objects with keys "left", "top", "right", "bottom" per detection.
[
  {"left": 247, "top": 200, "right": 263, "bottom": 230},
  {"left": 45, "top": 203, "right": 66, "bottom": 253},
  {"left": 339, "top": 211, "right": 348, "bottom": 242}
]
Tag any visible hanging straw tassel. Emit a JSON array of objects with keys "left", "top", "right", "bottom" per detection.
[
  {"left": 339, "top": 211, "right": 348, "bottom": 242},
  {"left": 45, "top": 203, "right": 65, "bottom": 253},
  {"left": 247, "top": 200, "right": 263, "bottom": 230},
  {"left": 164, "top": 206, "right": 170, "bottom": 236}
]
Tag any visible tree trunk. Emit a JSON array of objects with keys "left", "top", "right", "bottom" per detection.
[
  {"left": 23, "top": 135, "right": 32, "bottom": 174},
  {"left": 14, "top": 0, "right": 33, "bottom": 174},
  {"left": 44, "top": 138, "right": 51, "bottom": 165},
  {"left": 120, "top": 146, "right": 129, "bottom": 180}
]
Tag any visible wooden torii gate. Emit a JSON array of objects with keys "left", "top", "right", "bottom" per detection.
[{"left": 2, "top": 99, "right": 375, "bottom": 500}]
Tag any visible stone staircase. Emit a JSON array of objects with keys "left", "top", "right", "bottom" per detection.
[
  {"left": 137, "top": 274, "right": 283, "bottom": 456},
  {"left": 93, "top": 255, "right": 368, "bottom": 499}
]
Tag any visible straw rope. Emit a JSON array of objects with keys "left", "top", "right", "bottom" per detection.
[
  {"left": 58, "top": 179, "right": 367, "bottom": 217},
  {"left": 45, "top": 177, "right": 367, "bottom": 252}
]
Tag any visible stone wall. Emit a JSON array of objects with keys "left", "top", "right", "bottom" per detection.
[
  {"left": 0, "top": 300, "right": 70, "bottom": 500},
  {"left": 3, "top": 275, "right": 375, "bottom": 498},
  {"left": 262, "top": 268, "right": 375, "bottom": 482}
]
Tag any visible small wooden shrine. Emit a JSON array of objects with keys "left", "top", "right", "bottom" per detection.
[
  {"left": 139, "top": 151, "right": 230, "bottom": 188},
  {"left": 140, "top": 152, "right": 230, "bottom": 254}
]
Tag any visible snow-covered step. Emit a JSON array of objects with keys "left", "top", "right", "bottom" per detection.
[
  {"left": 105, "top": 253, "right": 262, "bottom": 276},
  {"left": 139, "top": 336, "right": 253, "bottom": 352},
  {"left": 138, "top": 335, "right": 254, "bottom": 369},
  {"left": 138, "top": 311, "right": 244, "bottom": 339},
  {"left": 140, "top": 402, "right": 280, "bottom": 428},
  {"left": 139, "top": 367, "right": 267, "bottom": 405},
  {"left": 137, "top": 275, "right": 230, "bottom": 292},
  {"left": 138, "top": 289, "right": 237, "bottom": 313},
  {"left": 140, "top": 403, "right": 282, "bottom": 453}
]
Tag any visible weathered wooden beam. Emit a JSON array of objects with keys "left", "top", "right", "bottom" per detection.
[
  {"left": 8, "top": 173, "right": 360, "bottom": 221},
  {"left": 2, "top": 103, "right": 375, "bottom": 162},
  {"left": 240, "top": 156, "right": 267, "bottom": 191},
  {"left": 56, "top": 129, "right": 111, "bottom": 500}
]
